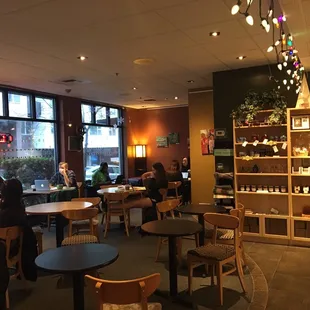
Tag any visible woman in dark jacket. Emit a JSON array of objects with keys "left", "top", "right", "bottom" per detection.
[
  {"left": 141, "top": 162, "right": 168, "bottom": 223},
  {"left": 0, "top": 179, "right": 37, "bottom": 308}
]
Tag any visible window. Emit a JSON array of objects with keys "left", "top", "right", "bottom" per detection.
[
  {"left": 0, "top": 92, "right": 57, "bottom": 188},
  {"left": 0, "top": 92, "right": 3, "bottom": 116},
  {"left": 8, "top": 92, "right": 31, "bottom": 118},
  {"left": 81, "top": 103, "right": 123, "bottom": 181}
]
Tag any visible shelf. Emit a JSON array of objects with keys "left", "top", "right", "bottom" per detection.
[
  {"left": 292, "top": 216, "right": 310, "bottom": 221},
  {"left": 292, "top": 193, "right": 310, "bottom": 197},
  {"left": 236, "top": 124, "right": 287, "bottom": 129},
  {"left": 235, "top": 141, "right": 287, "bottom": 145},
  {"left": 235, "top": 157, "right": 288, "bottom": 160},
  {"left": 290, "top": 129, "right": 310, "bottom": 133},
  {"left": 236, "top": 191, "right": 288, "bottom": 196},
  {"left": 291, "top": 156, "right": 310, "bottom": 159},
  {"left": 291, "top": 174, "right": 310, "bottom": 177},
  {"left": 236, "top": 173, "right": 287, "bottom": 176},
  {"left": 264, "top": 214, "right": 289, "bottom": 219}
]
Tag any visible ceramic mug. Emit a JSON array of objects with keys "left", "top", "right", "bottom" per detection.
[
  {"left": 246, "top": 185, "right": 251, "bottom": 192},
  {"left": 303, "top": 186, "right": 309, "bottom": 194},
  {"left": 251, "top": 185, "right": 257, "bottom": 192},
  {"left": 294, "top": 186, "right": 300, "bottom": 194},
  {"left": 268, "top": 186, "right": 274, "bottom": 192},
  {"left": 281, "top": 186, "right": 287, "bottom": 193},
  {"left": 274, "top": 186, "right": 280, "bottom": 192},
  {"left": 240, "top": 185, "right": 245, "bottom": 191}
]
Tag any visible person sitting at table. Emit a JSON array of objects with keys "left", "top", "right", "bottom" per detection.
[
  {"left": 141, "top": 162, "right": 168, "bottom": 223},
  {"left": 91, "top": 162, "right": 112, "bottom": 189},
  {"left": 181, "top": 157, "right": 190, "bottom": 172},
  {"left": 0, "top": 179, "right": 37, "bottom": 291},
  {"left": 50, "top": 162, "right": 77, "bottom": 188},
  {"left": 167, "top": 159, "right": 183, "bottom": 197}
]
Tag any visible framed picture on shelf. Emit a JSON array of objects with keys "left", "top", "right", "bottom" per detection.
[{"left": 292, "top": 115, "right": 310, "bottom": 130}]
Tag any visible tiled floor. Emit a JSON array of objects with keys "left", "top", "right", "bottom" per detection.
[{"left": 8, "top": 209, "right": 310, "bottom": 309}]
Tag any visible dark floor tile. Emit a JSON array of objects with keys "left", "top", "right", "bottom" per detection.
[{"left": 267, "top": 289, "right": 306, "bottom": 310}]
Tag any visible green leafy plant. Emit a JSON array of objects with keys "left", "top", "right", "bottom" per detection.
[
  {"left": 262, "top": 89, "right": 287, "bottom": 124},
  {"left": 0, "top": 157, "right": 55, "bottom": 187},
  {"left": 230, "top": 90, "right": 263, "bottom": 125}
]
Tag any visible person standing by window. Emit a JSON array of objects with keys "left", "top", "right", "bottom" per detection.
[
  {"left": 50, "top": 162, "right": 77, "bottom": 188},
  {"left": 91, "top": 162, "right": 112, "bottom": 189}
]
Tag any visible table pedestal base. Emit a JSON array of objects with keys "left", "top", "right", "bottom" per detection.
[{"left": 73, "top": 272, "right": 84, "bottom": 310}]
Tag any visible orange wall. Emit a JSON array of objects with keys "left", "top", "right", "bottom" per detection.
[{"left": 125, "top": 107, "right": 189, "bottom": 176}]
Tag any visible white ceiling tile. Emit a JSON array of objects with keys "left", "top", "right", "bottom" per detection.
[{"left": 140, "top": 0, "right": 197, "bottom": 10}]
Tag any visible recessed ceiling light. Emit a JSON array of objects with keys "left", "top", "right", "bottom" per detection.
[
  {"left": 133, "top": 87, "right": 137, "bottom": 90},
  {"left": 174, "top": 96, "right": 178, "bottom": 100},
  {"left": 77, "top": 56, "right": 88, "bottom": 61},
  {"left": 187, "top": 80, "right": 195, "bottom": 83},
  {"left": 133, "top": 58, "right": 155, "bottom": 65},
  {"left": 209, "top": 32, "right": 220, "bottom": 37},
  {"left": 237, "top": 55, "right": 246, "bottom": 60}
]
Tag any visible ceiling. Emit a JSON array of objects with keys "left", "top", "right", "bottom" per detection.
[{"left": 0, "top": 0, "right": 307, "bottom": 109}]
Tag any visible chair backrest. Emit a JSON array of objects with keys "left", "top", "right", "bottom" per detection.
[
  {"left": 62, "top": 208, "right": 99, "bottom": 237},
  {"left": 77, "top": 182, "right": 83, "bottom": 197},
  {"left": 230, "top": 203, "right": 245, "bottom": 235},
  {"left": 168, "top": 181, "right": 182, "bottom": 198},
  {"left": 159, "top": 188, "right": 167, "bottom": 201},
  {"left": 71, "top": 197, "right": 101, "bottom": 208},
  {"left": 104, "top": 192, "right": 130, "bottom": 204},
  {"left": 85, "top": 273, "right": 161, "bottom": 309},
  {"left": 156, "top": 199, "right": 180, "bottom": 220},
  {"left": 0, "top": 226, "right": 23, "bottom": 265},
  {"left": 204, "top": 213, "right": 239, "bottom": 245}
]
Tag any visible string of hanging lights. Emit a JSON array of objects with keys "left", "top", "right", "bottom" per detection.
[{"left": 230, "top": 0, "right": 304, "bottom": 94}]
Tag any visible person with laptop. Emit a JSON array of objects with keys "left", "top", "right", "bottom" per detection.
[
  {"left": 91, "top": 162, "right": 112, "bottom": 189},
  {"left": 49, "top": 162, "right": 77, "bottom": 188}
]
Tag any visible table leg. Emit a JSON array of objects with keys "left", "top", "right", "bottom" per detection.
[
  {"left": 198, "top": 215, "right": 205, "bottom": 246},
  {"left": 168, "top": 236, "right": 178, "bottom": 296},
  {"left": 55, "top": 214, "right": 64, "bottom": 247},
  {"left": 72, "top": 272, "right": 84, "bottom": 310}
]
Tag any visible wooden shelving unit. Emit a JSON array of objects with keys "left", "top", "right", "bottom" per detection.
[
  {"left": 234, "top": 108, "right": 310, "bottom": 245},
  {"left": 234, "top": 110, "right": 290, "bottom": 243}
]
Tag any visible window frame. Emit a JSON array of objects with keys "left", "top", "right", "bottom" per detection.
[
  {"left": 81, "top": 102, "right": 124, "bottom": 178},
  {"left": 0, "top": 87, "right": 58, "bottom": 172}
]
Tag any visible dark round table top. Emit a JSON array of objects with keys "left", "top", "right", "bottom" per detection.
[
  {"left": 35, "top": 244, "right": 119, "bottom": 273},
  {"left": 142, "top": 219, "right": 202, "bottom": 237},
  {"left": 177, "top": 204, "right": 226, "bottom": 215}
]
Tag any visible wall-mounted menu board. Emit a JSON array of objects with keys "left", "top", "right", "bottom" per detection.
[
  {"left": 156, "top": 136, "right": 169, "bottom": 148},
  {"left": 168, "top": 132, "right": 180, "bottom": 145}
]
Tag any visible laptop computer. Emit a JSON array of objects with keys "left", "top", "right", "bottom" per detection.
[
  {"left": 35, "top": 180, "right": 50, "bottom": 191},
  {"left": 182, "top": 172, "right": 189, "bottom": 179}
]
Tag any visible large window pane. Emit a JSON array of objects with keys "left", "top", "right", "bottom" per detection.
[
  {"left": 35, "top": 97, "right": 55, "bottom": 120},
  {"left": 109, "top": 108, "right": 119, "bottom": 126},
  {"left": 0, "top": 119, "right": 56, "bottom": 187},
  {"left": 83, "top": 125, "right": 121, "bottom": 181},
  {"left": 0, "top": 92, "right": 3, "bottom": 116},
  {"left": 81, "top": 104, "right": 92, "bottom": 123},
  {"left": 8, "top": 92, "right": 31, "bottom": 118},
  {"left": 95, "top": 106, "right": 107, "bottom": 125}
]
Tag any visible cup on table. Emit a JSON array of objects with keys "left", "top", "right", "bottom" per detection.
[
  {"left": 57, "top": 184, "right": 64, "bottom": 190},
  {"left": 31, "top": 185, "right": 36, "bottom": 191}
]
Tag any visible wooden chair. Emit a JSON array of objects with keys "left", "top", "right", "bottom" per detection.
[
  {"left": 77, "top": 181, "right": 83, "bottom": 198},
  {"left": 205, "top": 203, "right": 246, "bottom": 266},
  {"left": 167, "top": 181, "right": 182, "bottom": 200},
  {"left": 85, "top": 273, "right": 162, "bottom": 310},
  {"left": 71, "top": 197, "right": 101, "bottom": 240},
  {"left": 187, "top": 213, "right": 246, "bottom": 306},
  {"left": 159, "top": 188, "right": 168, "bottom": 201},
  {"left": 61, "top": 208, "right": 99, "bottom": 246},
  {"left": 155, "top": 199, "right": 198, "bottom": 262},
  {"left": 0, "top": 226, "right": 24, "bottom": 309},
  {"left": 103, "top": 192, "right": 131, "bottom": 238}
]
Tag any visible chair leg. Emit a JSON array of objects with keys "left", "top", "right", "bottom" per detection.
[
  {"left": 210, "top": 264, "right": 215, "bottom": 286},
  {"left": 195, "top": 233, "right": 199, "bottom": 247},
  {"left": 93, "top": 224, "right": 99, "bottom": 242},
  {"left": 155, "top": 237, "right": 162, "bottom": 262},
  {"left": 187, "top": 256, "right": 194, "bottom": 295},
  {"left": 104, "top": 212, "right": 109, "bottom": 238},
  {"left": 5, "top": 289, "right": 9, "bottom": 309},
  {"left": 216, "top": 263, "right": 223, "bottom": 306},
  {"left": 236, "top": 257, "right": 246, "bottom": 293},
  {"left": 123, "top": 210, "right": 130, "bottom": 237},
  {"left": 47, "top": 215, "right": 51, "bottom": 232},
  {"left": 37, "top": 234, "right": 43, "bottom": 254},
  {"left": 177, "top": 237, "right": 182, "bottom": 265}
]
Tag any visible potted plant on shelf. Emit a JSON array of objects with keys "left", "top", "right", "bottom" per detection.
[
  {"left": 231, "top": 90, "right": 263, "bottom": 126},
  {"left": 262, "top": 89, "right": 287, "bottom": 125}
]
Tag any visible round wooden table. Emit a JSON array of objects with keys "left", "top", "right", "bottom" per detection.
[
  {"left": 36, "top": 244, "right": 119, "bottom": 310},
  {"left": 177, "top": 204, "right": 227, "bottom": 246},
  {"left": 26, "top": 201, "right": 92, "bottom": 247},
  {"left": 142, "top": 219, "right": 202, "bottom": 297}
]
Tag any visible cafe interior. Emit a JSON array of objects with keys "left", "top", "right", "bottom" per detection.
[{"left": 1, "top": 0, "right": 310, "bottom": 309}]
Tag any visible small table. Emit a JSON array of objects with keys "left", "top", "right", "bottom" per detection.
[
  {"left": 35, "top": 244, "right": 118, "bottom": 310},
  {"left": 23, "top": 187, "right": 76, "bottom": 202},
  {"left": 177, "top": 204, "right": 227, "bottom": 246},
  {"left": 142, "top": 219, "right": 202, "bottom": 297},
  {"left": 26, "top": 201, "right": 92, "bottom": 247}
]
